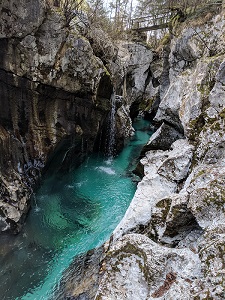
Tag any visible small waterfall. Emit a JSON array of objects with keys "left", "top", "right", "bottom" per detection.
[{"left": 107, "top": 92, "right": 116, "bottom": 158}]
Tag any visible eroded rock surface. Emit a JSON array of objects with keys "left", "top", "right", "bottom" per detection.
[
  {"left": 96, "top": 234, "right": 201, "bottom": 300},
  {"left": 0, "top": 0, "right": 114, "bottom": 232},
  {"left": 113, "top": 139, "right": 194, "bottom": 240},
  {"left": 88, "top": 8, "right": 225, "bottom": 300},
  {"left": 0, "top": 0, "right": 159, "bottom": 233},
  {"left": 2, "top": 0, "right": 225, "bottom": 298}
]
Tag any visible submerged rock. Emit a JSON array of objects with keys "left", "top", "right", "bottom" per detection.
[{"left": 55, "top": 247, "right": 104, "bottom": 300}]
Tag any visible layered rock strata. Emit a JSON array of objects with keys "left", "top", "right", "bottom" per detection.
[
  {"left": 0, "top": 1, "right": 157, "bottom": 233},
  {"left": 0, "top": 0, "right": 115, "bottom": 233}
]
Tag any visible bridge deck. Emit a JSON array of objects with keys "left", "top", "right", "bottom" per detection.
[{"left": 133, "top": 23, "right": 169, "bottom": 32}]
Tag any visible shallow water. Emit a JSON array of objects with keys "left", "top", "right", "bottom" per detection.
[{"left": 0, "top": 117, "right": 152, "bottom": 300}]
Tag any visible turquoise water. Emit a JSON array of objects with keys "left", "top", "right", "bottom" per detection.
[{"left": 0, "top": 118, "right": 152, "bottom": 300}]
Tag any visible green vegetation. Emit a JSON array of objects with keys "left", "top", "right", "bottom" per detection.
[{"left": 48, "top": 0, "right": 223, "bottom": 44}]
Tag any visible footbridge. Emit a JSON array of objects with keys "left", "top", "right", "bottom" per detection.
[{"left": 131, "top": 15, "right": 170, "bottom": 32}]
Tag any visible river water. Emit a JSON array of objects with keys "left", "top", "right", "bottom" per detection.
[{"left": 0, "top": 117, "right": 152, "bottom": 300}]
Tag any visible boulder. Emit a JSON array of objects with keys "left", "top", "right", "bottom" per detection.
[
  {"left": 113, "top": 139, "right": 194, "bottom": 240},
  {"left": 141, "top": 122, "right": 184, "bottom": 154},
  {"left": 96, "top": 234, "right": 201, "bottom": 300}
]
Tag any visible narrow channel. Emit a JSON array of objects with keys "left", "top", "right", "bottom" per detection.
[{"left": 0, "top": 117, "right": 152, "bottom": 300}]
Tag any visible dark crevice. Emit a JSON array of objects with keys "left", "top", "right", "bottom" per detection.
[{"left": 128, "top": 205, "right": 203, "bottom": 249}]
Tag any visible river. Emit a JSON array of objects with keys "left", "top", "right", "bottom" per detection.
[{"left": 0, "top": 117, "right": 152, "bottom": 300}]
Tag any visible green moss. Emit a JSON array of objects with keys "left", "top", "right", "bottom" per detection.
[
  {"left": 169, "top": 14, "right": 182, "bottom": 30},
  {"left": 219, "top": 108, "right": 225, "bottom": 119},
  {"left": 103, "top": 65, "right": 111, "bottom": 77},
  {"left": 188, "top": 116, "right": 204, "bottom": 142},
  {"left": 139, "top": 96, "right": 156, "bottom": 112},
  {"left": 211, "top": 121, "right": 221, "bottom": 131},
  {"left": 106, "top": 242, "right": 151, "bottom": 282},
  {"left": 155, "top": 199, "right": 172, "bottom": 221},
  {"left": 159, "top": 33, "right": 171, "bottom": 46},
  {"left": 196, "top": 169, "right": 206, "bottom": 177},
  {"left": 206, "top": 116, "right": 217, "bottom": 125},
  {"left": 197, "top": 83, "right": 210, "bottom": 96},
  {"left": 200, "top": 180, "right": 225, "bottom": 207},
  {"left": 144, "top": 98, "right": 154, "bottom": 111}
]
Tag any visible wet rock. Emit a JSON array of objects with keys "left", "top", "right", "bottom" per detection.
[
  {"left": 55, "top": 247, "right": 104, "bottom": 300},
  {"left": 0, "top": 1, "right": 114, "bottom": 232}
]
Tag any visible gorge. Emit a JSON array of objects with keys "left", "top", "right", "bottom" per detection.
[
  {"left": 0, "top": 0, "right": 225, "bottom": 299},
  {"left": 0, "top": 117, "right": 152, "bottom": 299}
]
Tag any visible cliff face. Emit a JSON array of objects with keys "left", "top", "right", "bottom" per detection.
[
  {"left": 0, "top": 1, "right": 156, "bottom": 233},
  {"left": 2, "top": 1, "right": 225, "bottom": 298},
  {"left": 0, "top": 0, "right": 115, "bottom": 233},
  {"left": 63, "top": 9, "right": 225, "bottom": 300}
]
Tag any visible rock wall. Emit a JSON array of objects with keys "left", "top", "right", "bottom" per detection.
[
  {"left": 0, "top": 1, "right": 156, "bottom": 233},
  {"left": 60, "top": 8, "right": 225, "bottom": 300},
  {"left": 0, "top": 0, "right": 115, "bottom": 233},
  {"left": 101, "top": 41, "right": 157, "bottom": 153}
]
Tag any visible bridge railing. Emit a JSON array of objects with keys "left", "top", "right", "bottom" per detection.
[
  {"left": 131, "top": 13, "right": 171, "bottom": 31},
  {"left": 131, "top": 0, "right": 222, "bottom": 32}
]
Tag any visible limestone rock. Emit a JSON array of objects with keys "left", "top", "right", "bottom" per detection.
[
  {"left": 196, "top": 225, "right": 225, "bottom": 299},
  {"left": 141, "top": 122, "right": 184, "bottom": 153},
  {"left": 155, "top": 12, "right": 225, "bottom": 138},
  {"left": 0, "top": 9, "right": 105, "bottom": 94},
  {"left": 55, "top": 247, "right": 104, "bottom": 300},
  {"left": 0, "top": 0, "right": 46, "bottom": 38},
  {"left": 185, "top": 164, "right": 225, "bottom": 229},
  {"left": 0, "top": 1, "right": 114, "bottom": 232},
  {"left": 0, "top": 169, "right": 32, "bottom": 232},
  {"left": 92, "top": 9, "right": 225, "bottom": 300},
  {"left": 112, "top": 42, "right": 156, "bottom": 107},
  {"left": 154, "top": 77, "right": 184, "bottom": 131},
  {"left": 113, "top": 139, "right": 193, "bottom": 240},
  {"left": 96, "top": 234, "right": 201, "bottom": 300},
  {"left": 149, "top": 193, "right": 202, "bottom": 247},
  {"left": 154, "top": 57, "right": 223, "bottom": 136}
]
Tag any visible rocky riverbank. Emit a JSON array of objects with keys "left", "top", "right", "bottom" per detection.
[
  {"left": 58, "top": 7, "right": 225, "bottom": 300},
  {"left": 95, "top": 8, "right": 225, "bottom": 300},
  {"left": 1, "top": 1, "right": 225, "bottom": 299},
  {"left": 0, "top": 0, "right": 156, "bottom": 233}
]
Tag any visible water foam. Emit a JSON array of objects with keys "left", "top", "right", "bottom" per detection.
[{"left": 96, "top": 166, "right": 116, "bottom": 175}]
